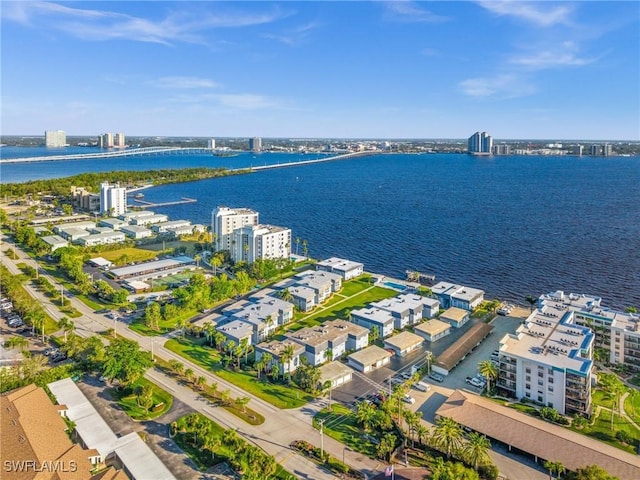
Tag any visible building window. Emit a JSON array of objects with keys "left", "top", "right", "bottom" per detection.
[
  {"left": 538, "top": 395, "right": 543, "bottom": 402},
  {"left": 548, "top": 369, "right": 553, "bottom": 376},
  {"left": 538, "top": 380, "right": 543, "bottom": 386},
  {"left": 526, "top": 375, "right": 531, "bottom": 382},
  {"left": 549, "top": 377, "right": 554, "bottom": 384},
  {"left": 548, "top": 386, "right": 554, "bottom": 392},
  {"left": 525, "top": 392, "right": 531, "bottom": 398},
  {"left": 538, "top": 372, "right": 544, "bottom": 378},
  {"left": 526, "top": 367, "right": 531, "bottom": 374},
  {"left": 548, "top": 402, "right": 554, "bottom": 408},
  {"left": 526, "top": 384, "right": 531, "bottom": 390}
]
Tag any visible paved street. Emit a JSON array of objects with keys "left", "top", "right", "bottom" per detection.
[
  {"left": 1, "top": 238, "right": 379, "bottom": 480},
  {"left": 1, "top": 237, "right": 547, "bottom": 480}
]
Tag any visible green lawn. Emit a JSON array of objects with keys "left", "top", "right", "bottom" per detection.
[
  {"left": 129, "top": 307, "right": 199, "bottom": 336},
  {"left": 164, "top": 337, "right": 312, "bottom": 409},
  {"left": 98, "top": 247, "right": 160, "bottom": 264},
  {"left": 290, "top": 285, "right": 397, "bottom": 330},
  {"left": 313, "top": 404, "right": 378, "bottom": 457},
  {"left": 340, "top": 275, "right": 375, "bottom": 296},
  {"left": 569, "top": 408, "right": 639, "bottom": 454},
  {"left": 624, "top": 391, "right": 640, "bottom": 425},
  {"left": 508, "top": 402, "right": 540, "bottom": 416},
  {"left": 112, "top": 377, "right": 173, "bottom": 421}
]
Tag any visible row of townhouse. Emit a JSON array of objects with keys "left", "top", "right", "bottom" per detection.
[
  {"left": 350, "top": 293, "right": 440, "bottom": 338},
  {"left": 271, "top": 270, "right": 343, "bottom": 312},
  {"left": 216, "top": 294, "right": 294, "bottom": 346},
  {"left": 497, "top": 294, "right": 596, "bottom": 416},
  {"left": 431, "top": 281, "right": 485, "bottom": 311}
]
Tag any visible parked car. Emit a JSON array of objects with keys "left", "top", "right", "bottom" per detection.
[
  {"left": 466, "top": 377, "right": 484, "bottom": 388},
  {"left": 413, "top": 382, "right": 431, "bottom": 393},
  {"left": 428, "top": 372, "right": 445, "bottom": 383},
  {"left": 402, "top": 394, "right": 416, "bottom": 404}
]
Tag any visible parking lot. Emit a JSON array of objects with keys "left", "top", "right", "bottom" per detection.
[{"left": 331, "top": 308, "right": 529, "bottom": 409}]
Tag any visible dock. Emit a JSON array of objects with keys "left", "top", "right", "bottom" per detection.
[
  {"left": 406, "top": 270, "right": 436, "bottom": 286},
  {"left": 131, "top": 197, "right": 197, "bottom": 208}
]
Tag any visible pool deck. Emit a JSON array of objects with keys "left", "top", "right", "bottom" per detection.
[{"left": 374, "top": 274, "right": 420, "bottom": 292}]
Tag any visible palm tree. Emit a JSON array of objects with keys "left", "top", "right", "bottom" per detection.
[
  {"left": 525, "top": 295, "right": 537, "bottom": 312},
  {"left": 58, "top": 317, "right": 74, "bottom": 342},
  {"left": 463, "top": 432, "right": 492, "bottom": 471},
  {"left": 324, "top": 348, "right": 333, "bottom": 364},
  {"left": 278, "top": 288, "right": 293, "bottom": 303},
  {"left": 543, "top": 460, "right": 565, "bottom": 479},
  {"left": 431, "top": 417, "right": 464, "bottom": 459},
  {"left": 5, "top": 336, "right": 29, "bottom": 353},
  {"left": 355, "top": 400, "right": 376, "bottom": 432},
  {"left": 255, "top": 356, "right": 267, "bottom": 379},
  {"left": 211, "top": 253, "right": 223, "bottom": 276},
  {"left": 478, "top": 360, "right": 498, "bottom": 394},
  {"left": 194, "top": 254, "right": 201, "bottom": 268},
  {"left": 295, "top": 237, "right": 300, "bottom": 255},
  {"left": 195, "top": 376, "right": 206, "bottom": 391},
  {"left": 237, "top": 396, "right": 251, "bottom": 413},
  {"left": 425, "top": 350, "right": 433, "bottom": 374},
  {"left": 280, "top": 344, "right": 296, "bottom": 382},
  {"left": 416, "top": 424, "right": 429, "bottom": 446},
  {"left": 302, "top": 239, "right": 308, "bottom": 258}
]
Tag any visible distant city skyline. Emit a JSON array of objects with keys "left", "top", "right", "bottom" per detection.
[{"left": 2, "top": 1, "right": 639, "bottom": 140}]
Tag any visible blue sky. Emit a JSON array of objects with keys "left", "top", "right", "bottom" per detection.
[{"left": 2, "top": 1, "right": 639, "bottom": 140}]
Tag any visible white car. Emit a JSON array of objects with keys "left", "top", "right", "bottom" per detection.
[
  {"left": 413, "top": 382, "right": 431, "bottom": 393},
  {"left": 402, "top": 394, "right": 416, "bottom": 404}
]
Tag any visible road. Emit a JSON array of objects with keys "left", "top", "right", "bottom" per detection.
[
  {"left": 1, "top": 236, "right": 548, "bottom": 480},
  {"left": 0, "top": 236, "right": 381, "bottom": 480}
]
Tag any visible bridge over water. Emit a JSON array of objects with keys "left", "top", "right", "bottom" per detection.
[{"left": 0, "top": 146, "right": 216, "bottom": 164}]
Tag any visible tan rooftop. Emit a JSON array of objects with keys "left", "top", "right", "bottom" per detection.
[
  {"left": 415, "top": 319, "right": 451, "bottom": 336},
  {"left": 436, "top": 323, "right": 493, "bottom": 371},
  {"left": 319, "top": 361, "right": 353, "bottom": 383},
  {"left": 441, "top": 307, "right": 469, "bottom": 322},
  {"left": 384, "top": 331, "right": 424, "bottom": 350},
  {"left": 437, "top": 390, "right": 640, "bottom": 480},
  {"left": 347, "top": 345, "right": 392, "bottom": 365}
]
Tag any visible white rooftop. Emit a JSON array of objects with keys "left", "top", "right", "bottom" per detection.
[
  {"left": 317, "top": 257, "right": 364, "bottom": 271},
  {"left": 48, "top": 378, "right": 176, "bottom": 480}
]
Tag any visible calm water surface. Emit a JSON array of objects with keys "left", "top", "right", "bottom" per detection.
[{"left": 2, "top": 150, "right": 639, "bottom": 309}]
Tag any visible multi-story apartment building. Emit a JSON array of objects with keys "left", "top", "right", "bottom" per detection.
[
  {"left": 44, "top": 129, "right": 66, "bottom": 147},
  {"left": 99, "top": 132, "right": 114, "bottom": 148},
  {"left": 285, "top": 319, "right": 369, "bottom": 366},
  {"left": 350, "top": 307, "right": 395, "bottom": 338},
  {"left": 467, "top": 131, "right": 493, "bottom": 155},
  {"left": 99, "top": 182, "right": 127, "bottom": 216},
  {"left": 497, "top": 301, "right": 595, "bottom": 416},
  {"left": 113, "top": 132, "right": 125, "bottom": 148},
  {"left": 254, "top": 339, "right": 304, "bottom": 375},
  {"left": 371, "top": 293, "right": 439, "bottom": 329},
  {"left": 211, "top": 206, "right": 259, "bottom": 251},
  {"left": 316, "top": 257, "right": 364, "bottom": 280},
  {"left": 249, "top": 137, "right": 262, "bottom": 152},
  {"left": 231, "top": 224, "right": 291, "bottom": 263},
  {"left": 539, "top": 291, "right": 640, "bottom": 371},
  {"left": 218, "top": 295, "right": 294, "bottom": 344},
  {"left": 431, "top": 281, "right": 485, "bottom": 311}
]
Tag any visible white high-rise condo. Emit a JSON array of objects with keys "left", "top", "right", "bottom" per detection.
[
  {"left": 468, "top": 131, "right": 493, "bottom": 155},
  {"left": 211, "top": 206, "right": 259, "bottom": 252},
  {"left": 249, "top": 137, "right": 262, "bottom": 152},
  {"left": 100, "top": 182, "right": 127, "bottom": 217},
  {"left": 45, "top": 130, "right": 66, "bottom": 148},
  {"left": 114, "top": 133, "right": 126, "bottom": 148},
  {"left": 231, "top": 224, "right": 291, "bottom": 263}
]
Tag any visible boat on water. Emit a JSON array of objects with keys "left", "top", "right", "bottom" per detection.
[{"left": 135, "top": 193, "right": 144, "bottom": 199}]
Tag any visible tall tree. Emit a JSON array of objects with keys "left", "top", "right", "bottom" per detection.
[
  {"left": 525, "top": 295, "right": 537, "bottom": 312},
  {"left": 478, "top": 360, "right": 498, "bottom": 393},
  {"left": 463, "top": 432, "right": 491, "bottom": 471},
  {"left": 102, "top": 337, "right": 153, "bottom": 387},
  {"left": 431, "top": 417, "right": 464, "bottom": 459}
]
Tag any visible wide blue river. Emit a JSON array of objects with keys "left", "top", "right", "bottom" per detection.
[{"left": 2, "top": 148, "right": 639, "bottom": 309}]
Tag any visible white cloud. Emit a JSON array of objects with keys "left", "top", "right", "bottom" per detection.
[
  {"left": 459, "top": 74, "right": 536, "bottom": 99},
  {"left": 383, "top": 1, "right": 449, "bottom": 23},
  {"left": 477, "top": 1, "right": 573, "bottom": 27},
  {"left": 167, "top": 92, "right": 283, "bottom": 110},
  {"left": 508, "top": 40, "right": 601, "bottom": 70},
  {"left": 263, "top": 21, "right": 321, "bottom": 46},
  {"left": 2, "top": 1, "right": 288, "bottom": 45},
  {"left": 152, "top": 76, "right": 220, "bottom": 89}
]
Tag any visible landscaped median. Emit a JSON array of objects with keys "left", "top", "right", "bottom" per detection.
[
  {"left": 164, "top": 336, "right": 313, "bottom": 409},
  {"left": 290, "top": 440, "right": 363, "bottom": 479},
  {"left": 171, "top": 412, "right": 295, "bottom": 480},
  {"left": 155, "top": 356, "right": 265, "bottom": 425},
  {"left": 112, "top": 377, "right": 173, "bottom": 421}
]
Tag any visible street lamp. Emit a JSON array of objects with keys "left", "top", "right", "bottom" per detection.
[{"left": 318, "top": 419, "right": 325, "bottom": 461}]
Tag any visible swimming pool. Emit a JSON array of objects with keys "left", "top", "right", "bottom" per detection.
[{"left": 383, "top": 281, "right": 407, "bottom": 291}]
